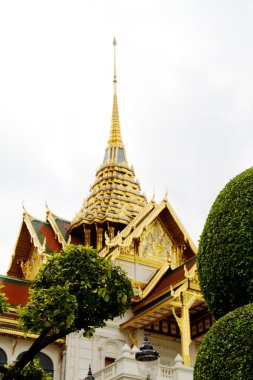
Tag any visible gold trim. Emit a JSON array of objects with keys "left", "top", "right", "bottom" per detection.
[
  {"left": 0, "top": 317, "right": 18, "bottom": 325},
  {"left": 0, "top": 328, "right": 65, "bottom": 344},
  {"left": 163, "top": 198, "right": 197, "bottom": 254},
  {"left": 133, "top": 278, "right": 187, "bottom": 309},
  {"left": 116, "top": 254, "right": 162, "bottom": 268},
  {"left": 23, "top": 211, "right": 44, "bottom": 254},
  {"left": 121, "top": 279, "right": 203, "bottom": 331},
  {"left": 131, "top": 280, "right": 146, "bottom": 289},
  {"left": 46, "top": 206, "right": 66, "bottom": 247},
  {"left": 0, "top": 328, "right": 39, "bottom": 339},
  {"left": 141, "top": 261, "right": 170, "bottom": 299},
  {"left": 127, "top": 328, "right": 137, "bottom": 346},
  {"left": 101, "top": 201, "right": 165, "bottom": 262},
  {"left": 7, "top": 219, "right": 27, "bottom": 274}
]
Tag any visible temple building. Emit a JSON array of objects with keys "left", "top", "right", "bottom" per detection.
[{"left": 0, "top": 40, "right": 211, "bottom": 380}]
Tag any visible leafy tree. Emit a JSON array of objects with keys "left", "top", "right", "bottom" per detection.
[
  {"left": 0, "top": 244, "right": 133, "bottom": 379},
  {"left": 194, "top": 303, "right": 253, "bottom": 380},
  {"left": 6, "top": 359, "right": 53, "bottom": 380},
  {"left": 195, "top": 167, "right": 253, "bottom": 379},
  {"left": 0, "top": 285, "right": 9, "bottom": 314},
  {"left": 197, "top": 167, "right": 253, "bottom": 319}
]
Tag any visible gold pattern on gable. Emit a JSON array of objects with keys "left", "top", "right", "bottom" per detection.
[
  {"left": 20, "top": 246, "right": 47, "bottom": 281},
  {"left": 139, "top": 220, "right": 173, "bottom": 264},
  {"left": 119, "top": 241, "right": 134, "bottom": 256}
]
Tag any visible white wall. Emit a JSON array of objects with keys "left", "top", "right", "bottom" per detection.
[{"left": 65, "top": 316, "right": 131, "bottom": 380}]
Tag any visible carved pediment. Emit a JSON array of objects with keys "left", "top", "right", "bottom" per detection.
[
  {"left": 20, "top": 246, "right": 47, "bottom": 281},
  {"left": 139, "top": 220, "right": 175, "bottom": 266}
]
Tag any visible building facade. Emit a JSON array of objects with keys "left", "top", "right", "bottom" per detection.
[{"left": 0, "top": 41, "right": 211, "bottom": 380}]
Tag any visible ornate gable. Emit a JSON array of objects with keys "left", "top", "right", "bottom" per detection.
[
  {"left": 7, "top": 208, "right": 70, "bottom": 281},
  {"left": 99, "top": 198, "right": 197, "bottom": 298},
  {"left": 139, "top": 219, "right": 173, "bottom": 264}
]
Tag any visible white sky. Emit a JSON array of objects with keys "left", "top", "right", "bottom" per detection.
[{"left": 1, "top": 0, "right": 253, "bottom": 274}]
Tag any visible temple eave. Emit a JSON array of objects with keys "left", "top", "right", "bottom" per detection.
[
  {"left": 70, "top": 212, "right": 137, "bottom": 231},
  {"left": 84, "top": 196, "right": 147, "bottom": 209}
]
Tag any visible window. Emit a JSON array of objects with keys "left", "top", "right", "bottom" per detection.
[
  {"left": 0, "top": 348, "right": 7, "bottom": 365},
  {"left": 17, "top": 352, "right": 54, "bottom": 377},
  {"left": 105, "top": 357, "right": 115, "bottom": 367}
]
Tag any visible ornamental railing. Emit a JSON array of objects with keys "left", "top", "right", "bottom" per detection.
[{"left": 94, "top": 351, "right": 193, "bottom": 380}]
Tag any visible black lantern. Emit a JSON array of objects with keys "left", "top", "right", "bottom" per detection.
[
  {"left": 85, "top": 364, "right": 95, "bottom": 380},
  {"left": 135, "top": 333, "right": 160, "bottom": 380}
]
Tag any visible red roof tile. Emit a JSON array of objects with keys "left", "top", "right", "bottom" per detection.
[{"left": 40, "top": 225, "right": 62, "bottom": 252}]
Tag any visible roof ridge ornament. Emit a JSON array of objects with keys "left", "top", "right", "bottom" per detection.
[
  {"left": 163, "top": 189, "right": 168, "bottom": 203},
  {"left": 22, "top": 201, "right": 27, "bottom": 215},
  {"left": 22, "top": 202, "right": 33, "bottom": 218}
]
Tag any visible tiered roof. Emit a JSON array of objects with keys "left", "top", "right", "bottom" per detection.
[{"left": 71, "top": 38, "right": 147, "bottom": 231}]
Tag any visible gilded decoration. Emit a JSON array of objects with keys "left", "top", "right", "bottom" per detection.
[
  {"left": 184, "top": 264, "right": 200, "bottom": 291},
  {"left": 119, "top": 241, "right": 134, "bottom": 256},
  {"left": 170, "top": 281, "right": 204, "bottom": 366},
  {"left": 20, "top": 246, "right": 47, "bottom": 281},
  {"left": 139, "top": 220, "right": 174, "bottom": 265},
  {"left": 70, "top": 39, "right": 147, "bottom": 232}
]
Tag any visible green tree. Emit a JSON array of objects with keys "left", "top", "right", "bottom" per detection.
[
  {"left": 0, "top": 285, "right": 9, "bottom": 314},
  {"left": 195, "top": 167, "right": 253, "bottom": 379},
  {"left": 194, "top": 304, "right": 253, "bottom": 380},
  {"left": 197, "top": 167, "right": 253, "bottom": 320},
  {"left": 18, "top": 359, "right": 52, "bottom": 380},
  {"left": 0, "top": 244, "right": 133, "bottom": 379}
]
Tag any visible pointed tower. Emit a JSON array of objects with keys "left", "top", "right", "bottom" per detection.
[{"left": 70, "top": 38, "right": 147, "bottom": 250}]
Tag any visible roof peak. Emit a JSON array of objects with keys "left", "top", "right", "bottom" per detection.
[
  {"left": 104, "top": 38, "right": 128, "bottom": 166},
  {"left": 113, "top": 36, "right": 117, "bottom": 89},
  {"left": 71, "top": 40, "right": 147, "bottom": 231}
]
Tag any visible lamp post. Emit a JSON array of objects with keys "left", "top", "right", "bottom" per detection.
[
  {"left": 135, "top": 333, "right": 160, "bottom": 380},
  {"left": 84, "top": 364, "right": 95, "bottom": 380}
]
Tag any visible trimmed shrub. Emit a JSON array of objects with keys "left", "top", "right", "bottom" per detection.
[
  {"left": 194, "top": 303, "right": 253, "bottom": 380},
  {"left": 197, "top": 167, "right": 253, "bottom": 319}
]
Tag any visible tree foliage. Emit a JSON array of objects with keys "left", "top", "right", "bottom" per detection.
[
  {"left": 0, "top": 285, "right": 9, "bottom": 314},
  {"left": 6, "top": 359, "right": 52, "bottom": 380},
  {"left": 1, "top": 245, "right": 133, "bottom": 379},
  {"left": 194, "top": 303, "right": 253, "bottom": 380},
  {"left": 197, "top": 167, "right": 253, "bottom": 320}
]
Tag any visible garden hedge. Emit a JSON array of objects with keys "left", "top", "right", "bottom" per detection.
[
  {"left": 194, "top": 303, "right": 253, "bottom": 380},
  {"left": 197, "top": 167, "right": 253, "bottom": 319}
]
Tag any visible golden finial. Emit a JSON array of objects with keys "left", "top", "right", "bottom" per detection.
[
  {"left": 113, "top": 37, "right": 117, "bottom": 87},
  {"left": 22, "top": 201, "right": 27, "bottom": 215},
  {"left": 151, "top": 190, "right": 156, "bottom": 203},
  {"left": 107, "top": 37, "right": 123, "bottom": 147},
  {"left": 45, "top": 200, "right": 49, "bottom": 211},
  {"left": 163, "top": 188, "right": 168, "bottom": 203}
]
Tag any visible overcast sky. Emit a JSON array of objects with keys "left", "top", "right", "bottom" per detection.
[{"left": 1, "top": 0, "right": 253, "bottom": 274}]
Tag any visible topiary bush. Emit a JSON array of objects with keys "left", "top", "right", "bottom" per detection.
[
  {"left": 197, "top": 167, "right": 253, "bottom": 320},
  {"left": 194, "top": 303, "right": 253, "bottom": 380}
]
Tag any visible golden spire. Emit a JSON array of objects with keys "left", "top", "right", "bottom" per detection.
[
  {"left": 113, "top": 37, "right": 117, "bottom": 91},
  {"left": 70, "top": 39, "right": 147, "bottom": 233},
  {"left": 108, "top": 37, "right": 123, "bottom": 146}
]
